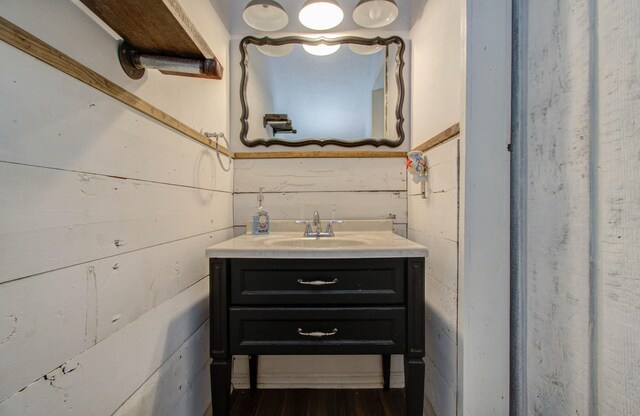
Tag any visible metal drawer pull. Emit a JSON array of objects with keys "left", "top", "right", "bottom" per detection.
[
  {"left": 297, "top": 328, "right": 338, "bottom": 338},
  {"left": 297, "top": 278, "right": 338, "bottom": 286}
]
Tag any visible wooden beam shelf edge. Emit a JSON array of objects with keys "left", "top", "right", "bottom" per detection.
[
  {"left": 0, "top": 16, "right": 232, "bottom": 157},
  {"left": 412, "top": 123, "right": 461, "bottom": 153}
]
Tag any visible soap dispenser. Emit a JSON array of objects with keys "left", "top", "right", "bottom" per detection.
[{"left": 253, "top": 188, "right": 270, "bottom": 234}]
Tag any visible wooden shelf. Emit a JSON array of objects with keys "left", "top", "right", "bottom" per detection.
[{"left": 79, "top": 0, "right": 223, "bottom": 79}]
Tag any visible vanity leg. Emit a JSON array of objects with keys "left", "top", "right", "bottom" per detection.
[
  {"left": 249, "top": 355, "right": 258, "bottom": 391},
  {"left": 382, "top": 354, "right": 391, "bottom": 391},
  {"left": 211, "top": 358, "right": 232, "bottom": 416},
  {"left": 404, "top": 356, "right": 425, "bottom": 416}
]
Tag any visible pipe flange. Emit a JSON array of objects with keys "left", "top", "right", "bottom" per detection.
[{"left": 118, "top": 41, "right": 145, "bottom": 80}]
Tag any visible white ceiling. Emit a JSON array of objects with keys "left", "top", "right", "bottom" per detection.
[{"left": 209, "top": 0, "right": 428, "bottom": 36}]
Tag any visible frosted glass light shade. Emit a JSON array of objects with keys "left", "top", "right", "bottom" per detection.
[
  {"left": 348, "top": 43, "right": 384, "bottom": 55},
  {"left": 243, "top": 0, "right": 289, "bottom": 32},
  {"left": 299, "top": 0, "right": 344, "bottom": 30},
  {"left": 257, "top": 44, "right": 295, "bottom": 57},
  {"left": 303, "top": 43, "right": 341, "bottom": 56},
  {"left": 353, "top": 0, "right": 398, "bottom": 28}
]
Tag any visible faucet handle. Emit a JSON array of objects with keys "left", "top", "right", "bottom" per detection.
[
  {"left": 295, "top": 220, "right": 312, "bottom": 236},
  {"left": 325, "top": 220, "right": 343, "bottom": 236}
]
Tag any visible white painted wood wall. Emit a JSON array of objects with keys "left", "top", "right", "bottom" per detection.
[
  {"left": 409, "top": 0, "right": 462, "bottom": 414},
  {"left": 233, "top": 158, "right": 408, "bottom": 236},
  {"left": 515, "top": 0, "right": 640, "bottom": 414},
  {"left": 0, "top": 1, "right": 233, "bottom": 415},
  {"left": 408, "top": 140, "right": 459, "bottom": 416}
]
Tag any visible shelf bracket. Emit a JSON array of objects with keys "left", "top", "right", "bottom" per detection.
[{"left": 118, "top": 41, "right": 221, "bottom": 80}]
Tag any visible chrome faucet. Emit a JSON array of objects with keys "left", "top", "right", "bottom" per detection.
[
  {"left": 312, "top": 211, "right": 322, "bottom": 234},
  {"left": 296, "top": 211, "right": 342, "bottom": 237}
]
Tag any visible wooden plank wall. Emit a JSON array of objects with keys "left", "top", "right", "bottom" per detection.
[
  {"left": 518, "top": 0, "right": 640, "bottom": 414},
  {"left": 523, "top": 1, "right": 592, "bottom": 413},
  {"left": 0, "top": 1, "right": 232, "bottom": 414},
  {"left": 596, "top": 1, "right": 640, "bottom": 412},
  {"left": 408, "top": 0, "right": 462, "bottom": 414},
  {"left": 0, "top": 16, "right": 230, "bottom": 156},
  {"left": 408, "top": 139, "right": 459, "bottom": 416},
  {"left": 233, "top": 158, "right": 408, "bottom": 236}
]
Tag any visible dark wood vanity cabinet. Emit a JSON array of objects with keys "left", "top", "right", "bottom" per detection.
[{"left": 209, "top": 257, "right": 425, "bottom": 415}]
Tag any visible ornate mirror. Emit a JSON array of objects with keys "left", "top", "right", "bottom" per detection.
[{"left": 240, "top": 36, "right": 406, "bottom": 148}]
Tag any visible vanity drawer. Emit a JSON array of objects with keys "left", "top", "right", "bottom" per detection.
[
  {"left": 229, "top": 307, "right": 406, "bottom": 354},
  {"left": 230, "top": 258, "right": 405, "bottom": 305}
]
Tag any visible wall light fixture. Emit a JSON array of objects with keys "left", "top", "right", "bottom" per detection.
[
  {"left": 299, "top": 0, "right": 344, "bottom": 31},
  {"left": 243, "top": 0, "right": 289, "bottom": 32},
  {"left": 352, "top": 0, "right": 398, "bottom": 28}
]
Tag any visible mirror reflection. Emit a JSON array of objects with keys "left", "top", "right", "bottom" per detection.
[{"left": 240, "top": 36, "right": 405, "bottom": 148}]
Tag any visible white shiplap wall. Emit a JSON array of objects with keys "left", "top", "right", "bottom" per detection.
[
  {"left": 517, "top": 0, "right": 640, "bottom": 414},
  {"left": 595, "top": 1, "right": 640, "bottom": 412},
  {"left": 409, "top": 0, "right": 462, "bottom": 414},
  {"left": 233, "top": 158, "right": 408, "bottom": 235},
  {"left": 523, "top": 0, "right": 592, "bottom": 413},
  {"left": 408, "top": 139, "right": 459, "bottom": 416},
  {"left": 0, "top": 1, "right": 232, "bottom": 414}
]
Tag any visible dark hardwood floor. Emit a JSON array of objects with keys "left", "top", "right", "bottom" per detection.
[{"left": 229, "top": 389, "right": 406, "bottom": 416}]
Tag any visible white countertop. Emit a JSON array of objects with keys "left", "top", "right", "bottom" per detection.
[{"left": 206, "top": 220, "right": 427, "bottom": 259}]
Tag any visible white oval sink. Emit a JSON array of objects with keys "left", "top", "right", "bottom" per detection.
[{"left": 265, "top": 237, "right": 366, "bottom": 248}]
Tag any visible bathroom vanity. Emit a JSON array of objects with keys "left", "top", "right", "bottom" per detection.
[{"left": 206, "top": 221, "right": 427, "bottom": 415}]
